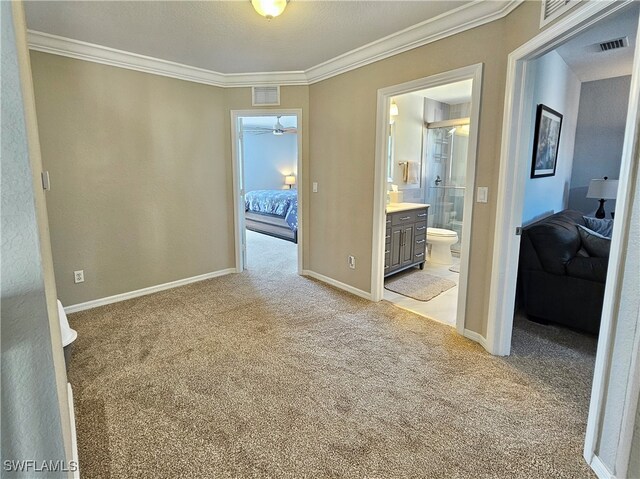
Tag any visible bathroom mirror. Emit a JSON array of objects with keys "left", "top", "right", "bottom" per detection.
[{"left": 387, "top": 95, "right": 424, "bottom": 190}]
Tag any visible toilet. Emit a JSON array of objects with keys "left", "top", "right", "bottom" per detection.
[{"left": 426, "top": 228, "right": 459, "bottom": 265}]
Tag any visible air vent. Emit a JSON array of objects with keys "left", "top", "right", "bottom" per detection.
[
  {"left": 599, "top": 37, "right": 629, "bottom": 52},
  {"left": 252, "top": 86, "right": 280, "bottom": 106},
  {"left": 540, "top": 0, "right": 578, "bottom": 28}
]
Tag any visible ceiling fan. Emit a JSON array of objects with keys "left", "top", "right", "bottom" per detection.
[{"left": 243, "top": 116, "right": 297, "bottom": 136}]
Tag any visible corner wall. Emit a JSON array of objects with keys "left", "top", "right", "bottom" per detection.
[
  {"left": 568, "top": 75, "right": 631, "bottom": 215},
  {"left": 30, "top": 52, "right": 309, "bottom": 307}
]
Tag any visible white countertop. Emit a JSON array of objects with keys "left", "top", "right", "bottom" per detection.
[{"left": 386, "top": 202, "right": 430, "bottom": 214}]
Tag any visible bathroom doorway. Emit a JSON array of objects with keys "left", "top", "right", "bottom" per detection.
[{"left": 371, "top": 65, "right": 482, "bottom": 338}]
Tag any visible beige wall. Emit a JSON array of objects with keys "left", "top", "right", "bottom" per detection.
[
  {"left": 224, "top": 87, "right": 310, "bottom": 269},
  {"left": 306, "top": 3, "right": 552, "bottom": 336},
  {"left": 32, "top": 2, "right": 545, "bottom": 336},
  {"left": 309, "top": 21, "right": 515, "bottom": 334},
  {"left": 31, "top": 52, "right": 309, "bottom": 306}
]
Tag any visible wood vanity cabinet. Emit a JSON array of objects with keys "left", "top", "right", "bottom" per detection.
[{"left": 384, "top": 207, "right": 428, "bottom": 277}]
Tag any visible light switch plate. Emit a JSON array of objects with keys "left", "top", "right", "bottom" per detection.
[
  {"left": 312, "top": 182, "right": 318, "bottom": 193},
  {"left": 477, "top": 187, "right": 488, "bottom": 203}
]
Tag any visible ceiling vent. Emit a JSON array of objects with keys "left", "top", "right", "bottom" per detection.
[
  {"left": 540, "top": 0, "right": 578, "bottom": 28},
  {"left": 598, "top": 37, "right": 629, "bottom": 52},
  {"left": 252, "top": 86, "right": 280, "bottom": 106}
]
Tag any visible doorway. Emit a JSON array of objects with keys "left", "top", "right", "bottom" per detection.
[
  {"left": 372, "top": 64, "right": 482, "bottom": 336},
  {"left": 485, "top": 2, "right": 640, "bottom": 476},
  {"left": 231, "top": 109, "right": 303, "bottom": 275}
]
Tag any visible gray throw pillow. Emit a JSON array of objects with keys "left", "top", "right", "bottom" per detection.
[
  {"left": 577, "top": 225, "right": 611, "bottom": 258},
  {"left": 583, "top": 216, "right": 614, "bottom": 238}
]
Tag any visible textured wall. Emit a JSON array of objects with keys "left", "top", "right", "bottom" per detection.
[
  {"left": 568, "top": 76, "right": 631, "bottom": 215},
  {"left": 522, "top": 50, "right": 581, "bottom": 224},
  {"left": 596, "top": 149, "right": 640, "bottom": 472},
  {"left": 1, "top": 1, "right": 68, "bottom": 467}
]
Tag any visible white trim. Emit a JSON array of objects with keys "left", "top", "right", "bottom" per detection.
[
  {"left": 462, "top": 329, "right": 489, "bottom": 350},
  {"left": 371, "top": 63, "right": 484, "bottom": 344},
  {"left": 589, "top": 11, "right": 640, "bottom": 475},
  {"left": 27, "top": 31, "right": 308, "bottom": 87},
  {"left": 302, "top": 270, "right": 372, "bottom": 301},
  {"left": 589, "top": 455, "right": 616, "bottom": 479},
  {"left": 63, "top": 268, "right": 236, "bottom": 314},
  {"left": 487, "top": 0, "right": 631, "bottom": 357},
  {"left": 616, "top": 305, "right": 640, "bottom": 478},
  {"left": 26, "top": 1, "right": 521, "bottom": 87},
  {"left": 305, "top": 2, "right": 519, "bottom": 84},
  {"left": 230, "top": 109, "right": 303, "bottom": 275},
  {"left": 67, "top": 383, "right": 80, "bottom": 479}
]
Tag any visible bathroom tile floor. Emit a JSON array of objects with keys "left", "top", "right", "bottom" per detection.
[{"left": 383, "top": 257, "right": 461, "bottom": 327}]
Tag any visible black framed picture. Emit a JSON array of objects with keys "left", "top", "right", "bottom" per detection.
[{"left": 531, "top": 104, "right": 563, "bottom": 178}]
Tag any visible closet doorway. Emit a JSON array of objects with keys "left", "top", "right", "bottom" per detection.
[{"left": 230, "top": 109, "right": 303, "bottom": 275}]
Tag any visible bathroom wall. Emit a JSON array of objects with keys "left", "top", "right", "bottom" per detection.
[{"left": 390, "top": 93, "right": 424, "bottom": 200}]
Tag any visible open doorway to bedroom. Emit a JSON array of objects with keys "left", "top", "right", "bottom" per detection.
[{"left": 231, "top": 110, "right": 303, "bottom": 275}]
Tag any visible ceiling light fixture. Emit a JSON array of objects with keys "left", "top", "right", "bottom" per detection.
[{"left": 251, "top": 0, "right": 289, "bottom": 19}]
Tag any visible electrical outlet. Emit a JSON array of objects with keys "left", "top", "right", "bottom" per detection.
[
  {"left": 74, "top": 270, "right": 84, "bottom": 284},
  {"left": 312, "top": 182, "right": 318, "bottom": 193},
  {"left": 348, "top": 255, "right": 356, "bottom": 269}
]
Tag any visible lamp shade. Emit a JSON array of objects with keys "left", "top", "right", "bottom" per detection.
[
  {"left": 587, "top": 179, "right": 619, "bottom": 199},
  {"left": 285, "top": 175, "right": 296, "bottom": 186},
  {"left": 389, "top": 102, "right": 399, "bottom": 117},
  {"left": 251, "top": 0, "right": 288, "bottom": 18}
]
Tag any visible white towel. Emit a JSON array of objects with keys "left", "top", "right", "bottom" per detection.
[{"left": 407, "top": 161, "right": 420, "bottom": 184}]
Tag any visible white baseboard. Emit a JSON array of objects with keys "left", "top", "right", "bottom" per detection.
[
  {"left": 64, "top": 268, "right": 236, "bottom": 314},
  {"left": 302, "top": 270, "right": 372, "bottom": 301},
  {"left": 590, "top": 455, "right": 615, "bottom": 479},
  {"left": 463, "top": 329, "right": 490, "bottom": 351},
  {"left": 67, "top": 383, "right": 80, "bottom": 479}
]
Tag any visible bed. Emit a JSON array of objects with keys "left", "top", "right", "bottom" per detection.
[{"left": 245, "top": 189, "right": 298, "bottom": 243}]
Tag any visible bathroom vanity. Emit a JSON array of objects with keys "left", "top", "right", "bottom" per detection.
[{"left": 385, "top": 203, "right": 429, "bottom": 277}]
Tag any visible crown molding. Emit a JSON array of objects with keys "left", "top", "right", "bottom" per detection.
[
  {"left": 27, "top": 1, "right": 522, "bottom": 88},
  {"left": 305, "top": 0, "right": 523, "bottom": 84},
  {"left": 27, "top": 31, "right": 308, "bottom": 87}
]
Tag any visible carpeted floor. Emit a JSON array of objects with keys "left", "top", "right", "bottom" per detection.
[{"left": 68, "top": 231, "right": 597, "bottom": 478}]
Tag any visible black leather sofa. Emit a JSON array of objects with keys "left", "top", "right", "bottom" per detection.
[{"left": 517, "top": 210, "right": 609, "bottom": 334}]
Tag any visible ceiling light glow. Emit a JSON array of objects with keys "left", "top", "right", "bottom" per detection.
[{"left": 251, "top": 0, "right": 288, "bottom": 19}]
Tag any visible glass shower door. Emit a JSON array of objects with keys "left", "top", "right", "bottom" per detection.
[{"left": 425, "top": 124, "right": 469, "bottom": 254}]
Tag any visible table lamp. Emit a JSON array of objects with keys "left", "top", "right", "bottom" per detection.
[
  {"left": 586, "top": 177, "right": 618, "bottom": 219},
  {"left": 284, "top": 175, "right": 296, "bottom": 189}
]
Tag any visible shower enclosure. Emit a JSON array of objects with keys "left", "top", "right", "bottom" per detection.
[{"left": 424, "top": 120, "right": 469, "bottom": 254}]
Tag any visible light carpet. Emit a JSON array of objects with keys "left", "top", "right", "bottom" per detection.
[
  {"left": 68, "top": 230, "right": 596, "bottom": 478},
  {"left": 385, "top": 269, "right": 456, "bottom": 301}
]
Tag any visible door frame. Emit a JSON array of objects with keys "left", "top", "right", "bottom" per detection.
[
  {"left": 484, "top": 0, "right": 640, "bottom": 476},
  {"left": 371, "top": 63, "right": 483, "bottom": 337},
  {"left": 230, "top": 109, "right": 303, "bottom": 275}
]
